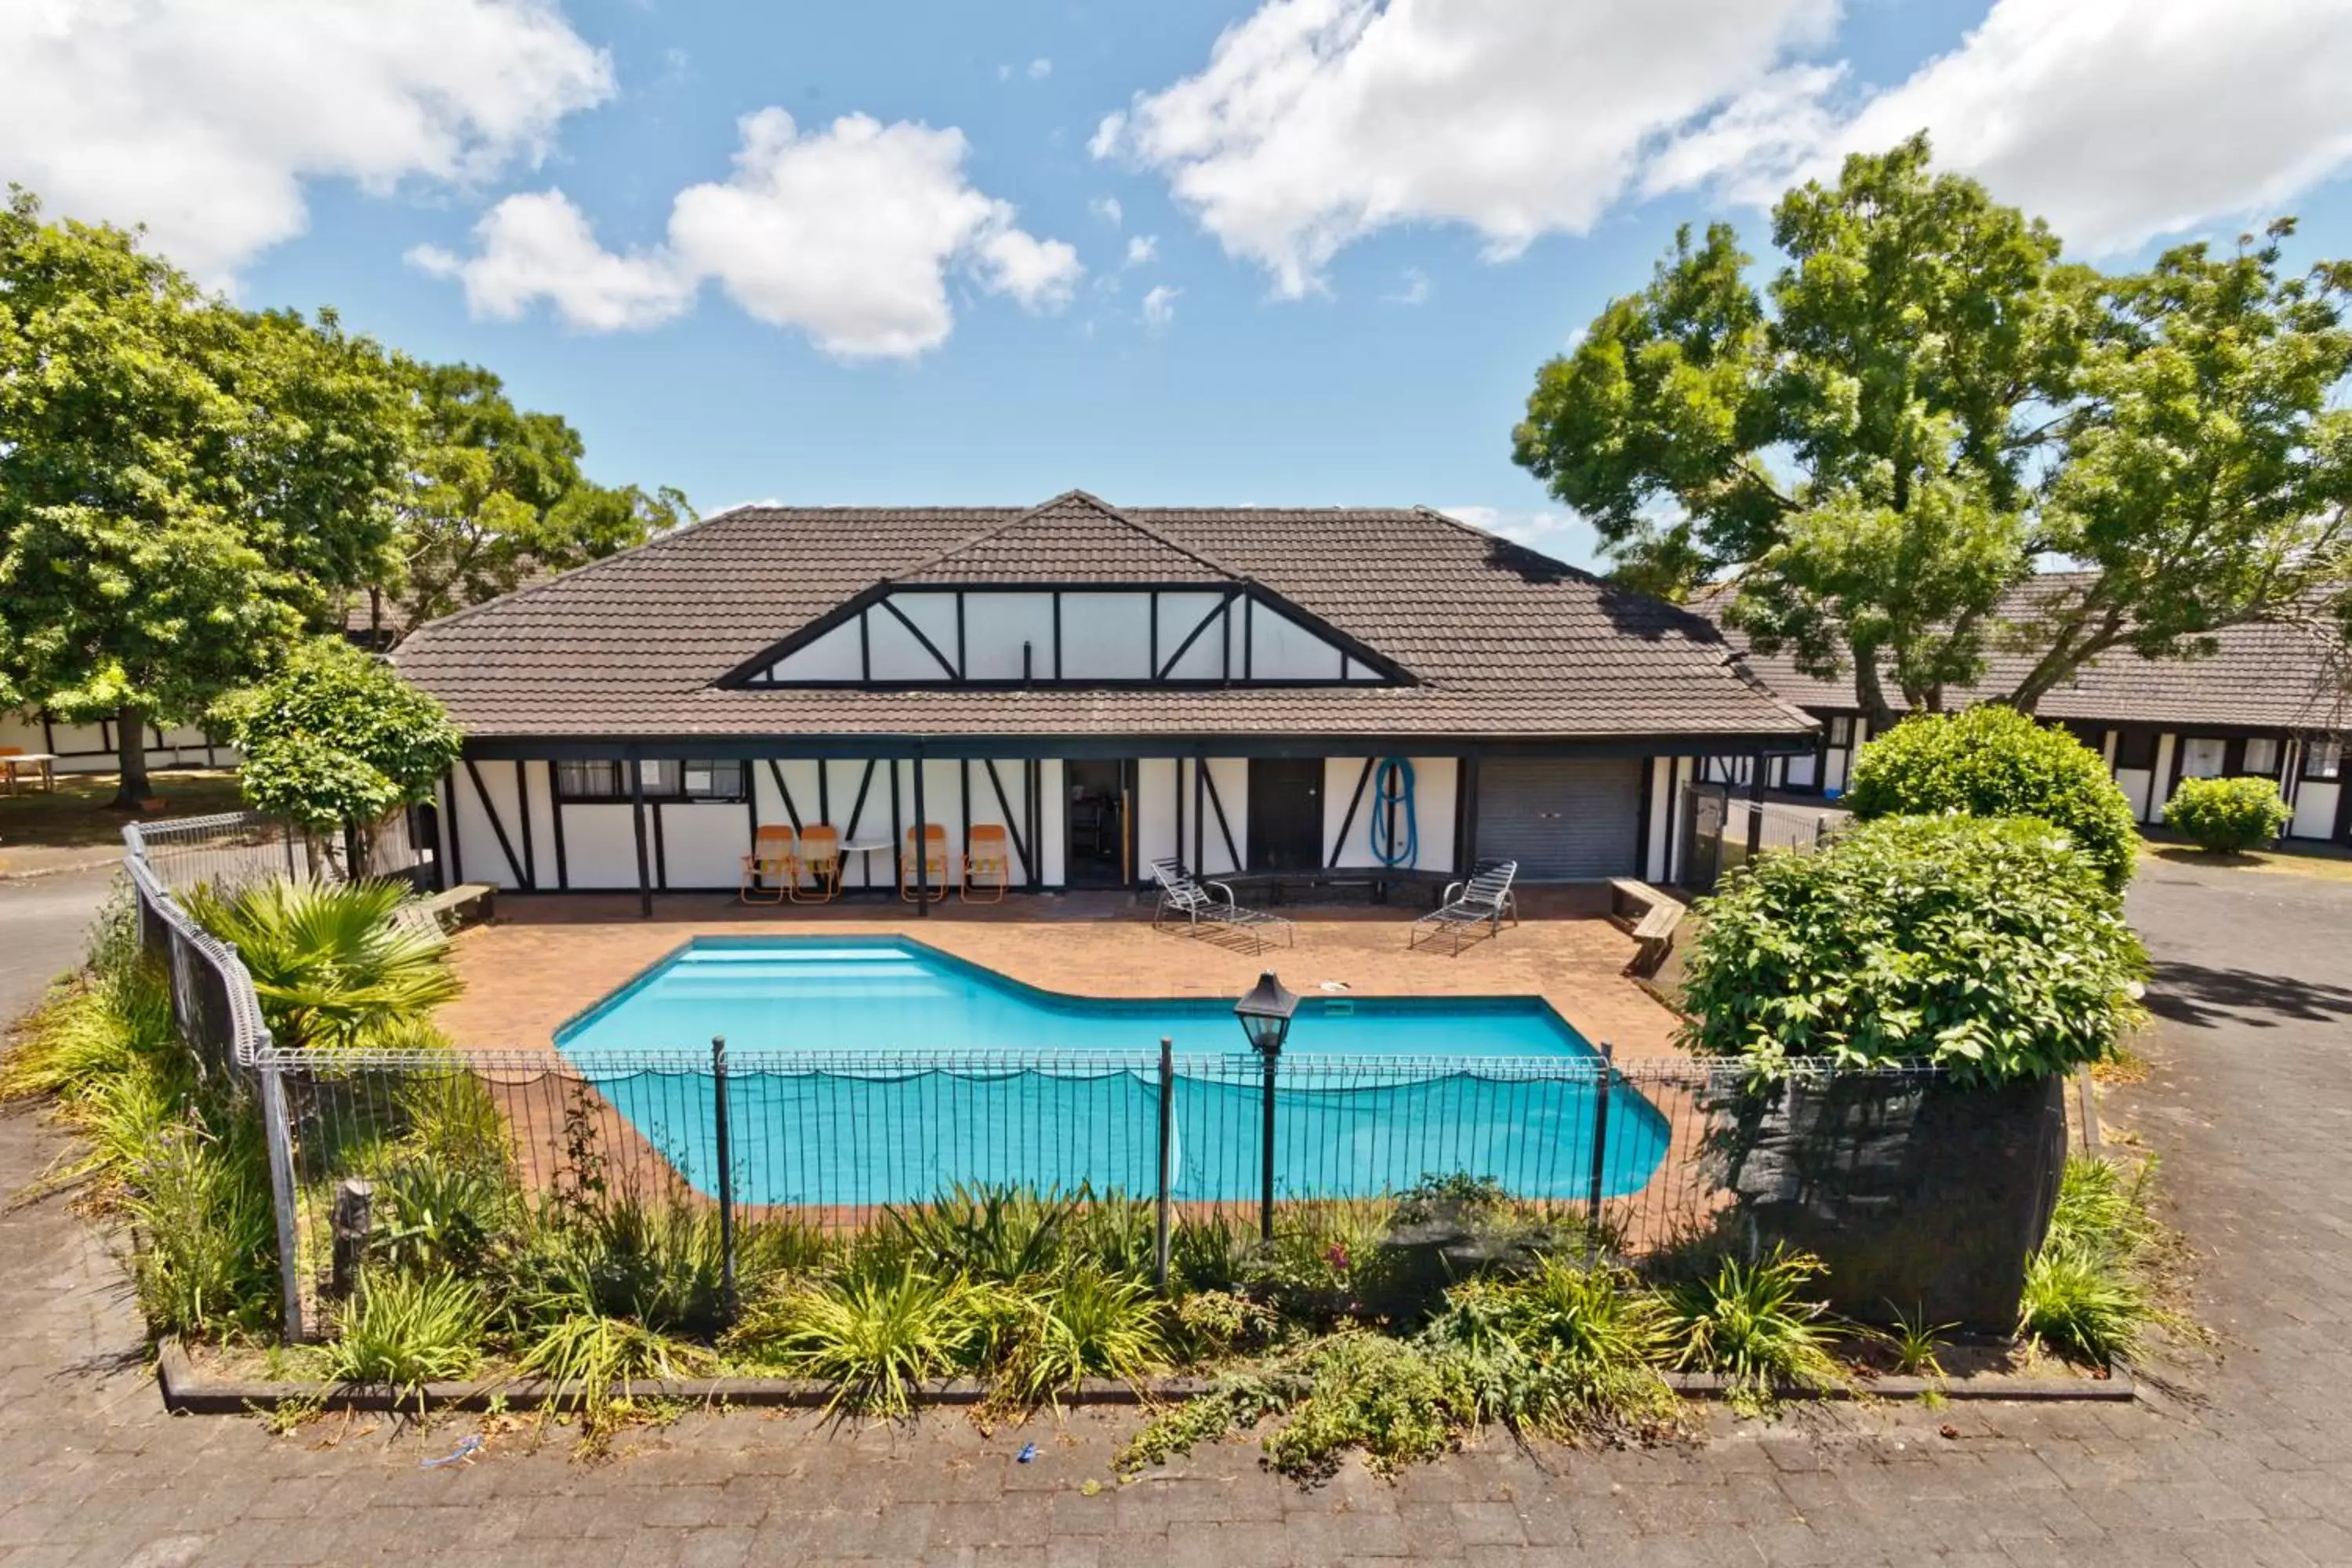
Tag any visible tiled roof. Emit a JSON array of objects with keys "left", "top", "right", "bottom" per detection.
[
  {"left": 1701, "top": 575, "right": 2351, "bottom": 731},
  {"left": 394, "top": 492, "right": 1817, "bottom": 743}
]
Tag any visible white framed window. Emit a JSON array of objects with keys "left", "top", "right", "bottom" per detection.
[
  {"left": 2179, "top": 737, "right": 2227, "bottom": 779},
  {"left": 2307, "top": 738, "right": 2344, "bottom": 781},
  {"left": 2243, "top": 737, "right": 2279, "bottom": 776},
  {"left": 1827, "top": 714, "right": 1853, "bottom": 746}
]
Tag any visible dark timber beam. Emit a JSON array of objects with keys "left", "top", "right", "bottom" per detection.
[
  {"left": 459, "top": 757, "right": 528, "bottom": 889},
  {"left": 1328, "top": 757, "right": 1376, "bottom": 867},
  {"left": 629, "top": 750, "right": 653, "bottom": 919}
]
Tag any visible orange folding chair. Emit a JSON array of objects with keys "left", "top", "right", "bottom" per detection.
[
  {"left": 899, "top": 823, "right": 949, "bottom": 902},
  {"left": 962, "top": 823, "right": 1013, "bottom": 903},
  {"left": 739, "top": 825, "right": 796, "bottom": 905},
  {"left": 789, "top": 824, "right": 842, "bottom": 904}
]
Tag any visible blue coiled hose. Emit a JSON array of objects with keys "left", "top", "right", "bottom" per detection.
[{"left": 1370, "top": 757, "right": 1417, "bottom": 867}]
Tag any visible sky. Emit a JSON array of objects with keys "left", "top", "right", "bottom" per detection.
[{"left": 6, "top": 0, "right": 2352, "bottom": 571}]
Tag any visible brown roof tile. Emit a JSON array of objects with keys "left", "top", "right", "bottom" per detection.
[{"left": 394, "top": 495, "right": 1818, "bottom": 743}]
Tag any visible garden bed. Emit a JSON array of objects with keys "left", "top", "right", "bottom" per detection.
[{"left": 158, "top": 1337, "right": 2132, "bottom": 1417}]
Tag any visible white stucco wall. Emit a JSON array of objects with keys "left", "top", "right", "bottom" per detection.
[
  {"left": 2292, "top": 780, "right": 2341, "bottom": 841},
  {"left": 1319, "top": 757, "right": 1459, "bottom": 873}
]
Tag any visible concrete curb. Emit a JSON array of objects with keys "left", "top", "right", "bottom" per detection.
[{"left": 154, "top": 1340, "right": 2133, "bottom": 1417}]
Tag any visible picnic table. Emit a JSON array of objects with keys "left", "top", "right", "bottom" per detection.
[{"left": 0, "top": 753, "right": 57, "bottom": 796}]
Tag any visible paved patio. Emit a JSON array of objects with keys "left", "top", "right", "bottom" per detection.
[
  {"left": 433, "top": 887, "right": 1687, "bottom": 1056},
  {"left": 3, "top": 855, "right": 2351, "bottom": 1565}
]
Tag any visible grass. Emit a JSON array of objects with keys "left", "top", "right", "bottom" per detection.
[
  {"left": 1662, "top": 1246, "right": 1844, "bottom": 1414},
  {"left": 2143, "top": 837, "right": 2352, "bottom": 886},
  {"left": 2018, "top": 1153, "right": 2185, "bottom": 1367},
  {"left": 0, "top": 768, "right": 244, "bottom": 853},
  {"left": 328, "top": 1271, "right": 489, "bottom": 1393}
]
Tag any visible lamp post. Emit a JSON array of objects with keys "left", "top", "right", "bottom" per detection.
[{"left": 1234, "top": 971, "right": 1299, "bottom": 1242}]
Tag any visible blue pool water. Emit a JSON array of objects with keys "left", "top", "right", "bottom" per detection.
[{"left": 554, "top": 938, "right": 1669, "bottom": 1207}]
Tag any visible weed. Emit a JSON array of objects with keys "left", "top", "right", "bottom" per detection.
[
  {"left": 1881, "top": 1305, "right": 1955, "bottom": 1380},
  {"left": 126, "top": 1111, "right": 281, "bottom": 1337},
  {"left": 516, "top": 1312, "right": 713, "bottom": 1454},
  {"left": 372, "top": 1162, "right": 515, "bottom": 1277},
  {"left": 1262, "top": 1332, "right": 1473, "bottom": 1479},
  {"left": 1169, "top": 1210, "right": 1251, "bottom": 1295}
]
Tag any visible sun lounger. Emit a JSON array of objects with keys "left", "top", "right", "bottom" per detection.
[
  {"left": 1408, "top": 859, "right": 1520, "bottom": 955},
  {"left": 1149, "top": 857, "right": 1294, "bottom": 952}
]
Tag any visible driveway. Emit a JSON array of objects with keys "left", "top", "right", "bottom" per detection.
[
  {"left": 0, "top": 866, "right": 118, "bottom": 1025},
  {"left": 0, "top": 855, "right": 2347, "bottom": 1566}
]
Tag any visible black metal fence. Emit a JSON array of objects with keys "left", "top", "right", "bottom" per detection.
[{"left": 122, "top": 818, "right": 2038, "bottom": 1339}]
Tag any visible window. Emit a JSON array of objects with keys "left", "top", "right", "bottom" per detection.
[
  {"left": 2307, "top": 739, "right": 2344, "bottom": 781},
  {"left": 1827, "top": 715, "right": 1853, "bottom": 746},
  {"left": 2179, "top": 737, "right": 2227, "bottom": 780},
  {"left": 554, "top": 758, "right": 746, "bottom": 802},
  {"left": 2243, "top": 737, "right": 2279, "bottom": 776},
  {"left": 2113, "top": 729, "right": 2158, "bottom": 771}
]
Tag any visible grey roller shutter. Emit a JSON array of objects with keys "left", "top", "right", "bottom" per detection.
[{"left": 1475, "top": 758, "right": 1642, "bottom": 880}]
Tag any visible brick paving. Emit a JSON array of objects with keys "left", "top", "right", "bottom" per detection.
[
  {"left": 433, "top": 887, "right": 1688, "bottom": 1057},
  {"left": 2, "top": 856, "right": 2350, "bottom": 1565}
]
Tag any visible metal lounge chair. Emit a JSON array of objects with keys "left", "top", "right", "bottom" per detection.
[
  {"left": 1149, "top": 857, "right": 1294, "bottom": 952},
  {"left": 1409, "top": 858, "right": 1520, "bottom": 955},
  {"left": 739, "top": 825, "right": 796, "bottom": 905}
]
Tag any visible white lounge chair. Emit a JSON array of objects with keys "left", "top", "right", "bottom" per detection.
[
  {"left": 1409, "top": 859, "right": 1520, "bottom": 956},
  {"left": 1149, "top": 858, "right": 1294, "bottom": 952}
]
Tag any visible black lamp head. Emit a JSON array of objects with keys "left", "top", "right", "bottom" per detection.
[{"left": 1233, "top": 970, "right": 1301, "bottom": 1054}]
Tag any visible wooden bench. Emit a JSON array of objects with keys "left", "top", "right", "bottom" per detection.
[
  {"left": 1606, "top": 877, "right": 1686, "bottom": 978},
  {"left": 394, "top": 882, "right": 496, "bottom": 936}
]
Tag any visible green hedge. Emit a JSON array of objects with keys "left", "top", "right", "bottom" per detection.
[
  {"left": 1682, "top": 815, "right": 2147, "bottom": 1082},
  {"left": 2163, "top": 775, "right": 2292, "bottom": 852},
  {"left": 1844, "top": 706, "right": 2140, "bottom": 891}
]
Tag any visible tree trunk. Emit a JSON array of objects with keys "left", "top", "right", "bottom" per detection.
[
  {"left": 111, "top": 707, "right": 152, "bottom": 811},
  {"left": 1849, "top": 647, "right": 1902, "bottom": 732}
]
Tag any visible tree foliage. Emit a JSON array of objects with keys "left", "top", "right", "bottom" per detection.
[
  {"left": 1681, "top": 815, "right": 2147, "bottom": 1083},
  {"left": 216, "top": 637, "right": 461, "bottom": 838},
  {"left": 379, "top": 361, "right": 693, "bottom": 638},
  {"left": 2163, "top": 775, "right": 2292, "bottom": 854},
  {"left": 1842, "top": 706, "right": 2140, "bottom": 891},
  {"left": 1515, "top": 134, "right": 2352, "bottom": 724}
]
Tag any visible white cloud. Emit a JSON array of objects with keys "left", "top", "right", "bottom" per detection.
[
  {"left": 1125, "top": 234, "right": 1159, "bottom": 267},
  {"left": 1029, "top": 57, "right": 1054, "bottom": 81},
  {"left": 1826, "top": 0, "right": 2352, "bottom": 254},
  {"left": 1441, "top": 504, "right": 1601, "bottom": 569},
  {"left": 1090, "top": 195, "right": 1124, "bottom": 226},
  {"left": 1384, "top": 266, "right": 1429, "bottom": 305},
  {"left": 0, "top": 0, "right": 612, "bottom": 282},
  {"left": 415, "top": 108, "right": 1083, "bottom": 358},
  {"left": 1093, "top": 0, "right": 1838, "bottom": 296},
  {"left": 1141, "top": 284, "right": 1181, "bottom": 330}
]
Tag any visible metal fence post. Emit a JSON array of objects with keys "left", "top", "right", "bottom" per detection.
[
  {"left": 258, "top": 1058, "right": 306, "bottom": 1340},
  {"left": 1155, "top": 1036, "right": 1174, "bottom": 1292},
  {"left": 1584, "top": 1043, "right": 1614, "bottom": 1246},
  {"left": 712, "top": 1036, "right": 738, "bottom": 1323},
  {"left": 1259, "top": 1044, "right": 1279, "bottom": 1243}
]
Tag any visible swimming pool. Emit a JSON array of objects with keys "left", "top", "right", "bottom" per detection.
[{"left": 553, "top": 937, "right": 1669, "bottom": 1207}]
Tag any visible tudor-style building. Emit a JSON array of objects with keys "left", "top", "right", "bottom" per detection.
[
  {"left": 391, "top": 491, "right": 1817, "bottom": 909},
  {"left": 1700, "top": 576, "right": 2352, "bottom": 848}
]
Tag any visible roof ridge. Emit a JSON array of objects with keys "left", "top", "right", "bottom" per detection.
[{"left": 884, "top": 489, "right": 1247, "bottom": 585}]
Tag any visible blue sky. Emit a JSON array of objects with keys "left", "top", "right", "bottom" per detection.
[{"left": 7, "top": 0, "right": 2351, "bottom": 569}]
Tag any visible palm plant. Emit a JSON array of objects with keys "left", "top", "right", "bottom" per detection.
[{"left": 183, "top": 877, "right": 461, "bottom": 1053}]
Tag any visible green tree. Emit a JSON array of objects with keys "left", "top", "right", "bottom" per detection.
[
  {"left": 0, "top": 191, "right": 307, "bottom": 802},
  {"left": 1681, "top": 815, "right": 2147, "bottom": 1083},
  {"left": 1514, "top": 136, "right": 2352, "bottom": 725},
  {"left": 1843, "top": 706, "right": 2140, "bottom": 891},
  {"left": 377, "top": 361, "right": 691, "bottom": 637},
  {"left": 215, "top": 637, "right": 461, "bottom": 869}
]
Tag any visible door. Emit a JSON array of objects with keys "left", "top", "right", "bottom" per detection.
[
  {"left": 1065, "top": 759, "right": 1128, "bottom": 887},
  {"left": 1475, "top": 757, "right": 1642, "bottom": 880},
  {"left": 1247, "top": 759, "right": 1323, "bottom": 871}
]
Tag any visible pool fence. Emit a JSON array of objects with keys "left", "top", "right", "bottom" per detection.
[{"left": 122, "top": 818, "right": 2032, "bottom": 1341}]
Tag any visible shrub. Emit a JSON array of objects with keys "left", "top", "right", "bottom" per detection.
[
  {"left": 1424, "top": 1257, "right": 1682, "bottom": 1443},
  {"left": 2019, "top": 1155, "right": 2164, "bottom": 1365},
  {"left": 1845, "top": 706, "right": 2140, "bottom": 891},
  {"left": 1261, "top": 1332, "right": 1473, "bottom": 1479},
  {"left": 1661, "top": 1247, "right": 1842, "bottom": 1414},
  {"left": 329, "top": 1270, "right": 488, "bottom": 1391},
  {"left": 183, "top": 877, "right": 461, "bottom": 1053},
  {"left": 881, "top": 1181, "right": 1075, "bottom": 1283},
  {"left": 2163, "top": 775, "right": 2292, "bottom": 853},
  {"left": 725, "top": 1267, "right": 969, "bottom": 1416},
  {"left": 517, "top": 1310, "right": 713, "bottom": 1450},
  {"left": 1682, "top": 815, "right": 2147, "bottom": 1081},
  {"left": 127, "top": 1112, "right": 282, "bottom": 1337},
  {"left": 995, "top": 1263, "right": 1169, "bottom": 1403}
]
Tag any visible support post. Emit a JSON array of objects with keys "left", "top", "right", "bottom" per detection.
[
  {"left": 329, "top": 1179, "right": 375, "bottom": 1301},
  {"left": 913, "top": 746, "right": 931, "bottom": 914},
  {"left": 1585, "top": 1043, "right": 1614, "bottom": 1247},
  {"left": 1259, "top": 1040, "right": 1279, "bottom": 1243},
  {"left": 1156, "top": 1036, "right": 1174, "bottom": 1293},
  {"left": 713, "top": 1036, "right": 738, "bottom": 1323},
  {"left": 629, "top": 750, "right": 653, "bottom": 919},
  {"left": 1744, "top": 753, "right": 1766, "bottom": 863},
  {"left": 259, "top": 1060, "right": 306, "bottom": 1341}
]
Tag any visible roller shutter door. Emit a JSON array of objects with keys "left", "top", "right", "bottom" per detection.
[{"left": 1475, "top": 758, "right": 1641, "bottom": 880}]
